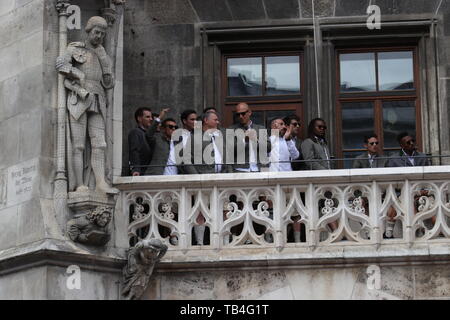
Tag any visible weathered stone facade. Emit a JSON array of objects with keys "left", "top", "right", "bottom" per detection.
[{"left": 1, "top": 0, "right": 450, "bottom": 300}]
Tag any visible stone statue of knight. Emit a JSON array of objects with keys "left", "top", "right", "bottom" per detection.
[{"left": 56, "top": 16, "right": 117, "bottom": 194}]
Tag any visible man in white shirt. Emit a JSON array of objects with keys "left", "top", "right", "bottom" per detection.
[{"left": 269, "top": 118, "right": 300, "bottom": 172}]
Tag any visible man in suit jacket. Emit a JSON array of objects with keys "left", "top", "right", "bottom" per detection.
[
  {"left": 184, "top": 111, "right": 232, "bottom": 174},
  {"left": 228, "top": 102, "right": 270, "bottom": 172},
  {"left": 145, "top": 108, "right": 181, "bottom": 175},
  {"left": 353, "top": 133, "right": 388, "bottom": 168},
  {"left": 301, "top": 118, "right": 332, "bottom": 170},
  {"left": 182, "top": 111, "right": 232, "bottom": 245},
  {"left": 384, "top": 132, "right": 431, "bottom": 238},
  {"left": 284, "top": 115, "right": 303, "bottom": 170},
  {"left": 128, "top": 107, "right": 153, "bottom": 176},
  {"left": 387, "top": 132, "right": 430, "bottom": 167}
]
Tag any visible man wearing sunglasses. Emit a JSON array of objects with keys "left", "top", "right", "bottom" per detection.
[
  {"left": 284, "top": 115, "right": 303, "bottom": 171},
  {"left": 301, "top": 118, "right": 332, "bottom": 170},
  {"left": 353, "top": 134, "right": 387, "bottom": 168},
  {"left": 229, "top": 102, "right": 269, "bottom": 172},
  {"left": 145, "top": 108, "right": 181, "bottom": 175},
  {"left": 387, "top": 132, "right": 430, "bottom": 167},
  {"left": 383, "top": 132, "right": 431, "bottom": 239}
]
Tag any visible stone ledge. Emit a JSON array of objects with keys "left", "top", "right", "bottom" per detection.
[
  {"left": 0, "top": 239, "right": 126, "bottom": 276},
  {"left": 156, "top": 242, "right": 450, "bottom": 272}
]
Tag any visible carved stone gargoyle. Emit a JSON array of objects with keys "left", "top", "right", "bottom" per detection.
[
  {"left": 66, "top": 205, "right": 113, "bottom": 246},
  {"left": 122, "top": 238, "right": 168, "bottom": 300}
]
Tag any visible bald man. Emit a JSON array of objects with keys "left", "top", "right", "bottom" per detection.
[{"left": 228, "top": 103, "right": 270, "bottom": 172}]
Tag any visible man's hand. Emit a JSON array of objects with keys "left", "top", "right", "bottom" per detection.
[
  {"left": 132, "top": 172, "right": 140, "bottom": 177},
  {"left": 284, "top": 126, "right": 293, "bottom": 140},
  {"left": 159, "top": 108, "right": 170, "bottom": 119}
]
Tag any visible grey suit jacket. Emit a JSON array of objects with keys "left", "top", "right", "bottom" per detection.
[
  {"left": 145, "top": 121, "right": 180, "bottom": 175},
  {"left": 183, "top": 129, "right": 233, "bottom": 174},
  {"left": 352, "top": 153, "right": 388, "bottom": 169},
  {"left": 291, "top": 137, "right": 303, "bottom": 171},
  {"left": 228, "top": 122, "right": 270, "bottom": 172},
  {"left": 301, "top": 137, "right": 332, "bottom": 170},
  {"left": 386, "top": 150, "right": 431, "bottom": 167}
]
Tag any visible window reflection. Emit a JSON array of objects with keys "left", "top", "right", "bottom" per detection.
[
  {"left": 232, "top": 110, "right": 296, "bottom": 127},
  {"left": 340, "top": 53, "right": 376, "bottom": 92},
  {"left": 265, "top": 56, "right": 300, "bottom": 95},
  {"left": 227, "top": 57, "right": 262, "bottom": 96},
  {"left": 378, "top": 52, "right": 414, "bottom": 91},
  {"left": 342, "top": 102, "right": 374, "bottom": 150},
  {"left": 383, "top": 101, "right": 416, "bottom": 148}
]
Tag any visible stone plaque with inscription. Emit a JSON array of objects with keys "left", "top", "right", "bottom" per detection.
[{"left": 6, "top": 158, "right": 39, "bottom": 207}]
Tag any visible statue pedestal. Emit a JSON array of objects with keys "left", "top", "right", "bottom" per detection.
[{"left": 68, "top": 190, "right": 116, "bottom": 217}]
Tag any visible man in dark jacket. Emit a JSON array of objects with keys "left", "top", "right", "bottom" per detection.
[
  {"left": 387, "top": 132, "right": 430, "bottom": 167},
  {"left": 145, "top": 108, "right": 181, "bottom": 175},
  {"left": 128, "top": 107, "right": 153, "bottom": 176}
]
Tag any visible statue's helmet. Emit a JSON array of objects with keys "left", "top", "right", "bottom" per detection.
[{"left": 85, "top": 16, "right": 108, "bottom": 33}]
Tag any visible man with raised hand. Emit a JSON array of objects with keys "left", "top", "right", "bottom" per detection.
[
  {"left": 268, "top": 118, "right": 300, "bottom": 172},
  {"left": 145, "top": 108, "right": 181, "bottom": 175}
]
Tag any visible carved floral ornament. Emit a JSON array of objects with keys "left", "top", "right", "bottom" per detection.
[{"left": 56, "top": 0, "right": 71, "bottom": 15}]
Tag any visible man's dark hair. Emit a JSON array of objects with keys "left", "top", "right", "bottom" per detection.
[
  {"left": 203, "top": 107, "right": 217, "bottom": 114},
  {"left": 134, "top": 107, "right": 152, "bottom": 123},
  {"left": 180, "top": 109, "right": 197, "bottom": 122},
  {"left": 397, "top": 131, "right": 411, "bottom": 144},
  {"left": 364, "top": 133, "right": 378, "bottom": 143},
  {"left": 161, "top": 118, "right": 177, "bottom": 127},
  {"left": 270, "top": 117, "right": 284, "bottom": 127},
  {"left": 284, "top": 115, "right": 300, "bottom": 126},
  {"left": 307, "top": 118, "right": 326, "bottom": 140}
]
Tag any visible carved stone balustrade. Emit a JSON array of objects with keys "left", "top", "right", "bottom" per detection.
[{"left": 114, "top": 166, "right": 450, "bottom": 268}]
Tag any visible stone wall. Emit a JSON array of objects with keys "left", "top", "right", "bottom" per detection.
[
  {"left": 0, "top": 0, "right": 60, "bottom": 253},
  {"left": 147, "top": 262, "right": 450, "bottom": 300},
  {"left": 0, "top": 0, "right": 127, "bottom": 300}
]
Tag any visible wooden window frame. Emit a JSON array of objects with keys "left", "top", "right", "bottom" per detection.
[
  {"left": 335, "top": 46, "right": 422, "bottom": 167},
  {"left": 222, "top": 51, "right": 304, "bottom": 129}
]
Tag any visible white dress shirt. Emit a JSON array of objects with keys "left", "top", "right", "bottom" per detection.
[
  {"left": 163, "top": 140, "right": 178, "bottom": 175},
  {"left": 235, "top": 121, "right": 259, "bottom": 172},
  {"left": 209, "top": 132, "right": 223, "bottom": 173},
  {"left": 269, "top": 136, "right": 300, "bottom": 172}
]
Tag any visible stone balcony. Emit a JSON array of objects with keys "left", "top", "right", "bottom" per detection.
[{"left": 114, "top": 166, "right": 450, "bottom": 270}]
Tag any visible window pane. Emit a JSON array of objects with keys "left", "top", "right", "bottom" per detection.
[
  {"left": 265, "top": 56, "right": 300, "bottom": 95},
  {"left": 378, "top": 51, "right": 414, "bottom": 91},
  {"left": 342, "top": 102, "right": 375, "bottom": 150},
  {"left": 340, "top": 53, "right": 376, "bottom": 92},
  {"left": 227, "top": 57, "right": 262, "bottom": 96},
  {"left": 383, "top": 101, "right": 416, "bottom": 148}
]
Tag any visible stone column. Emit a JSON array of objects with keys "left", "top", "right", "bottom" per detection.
[{"left": 54, "top": 0, "right": 71, "bottom": 233}]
